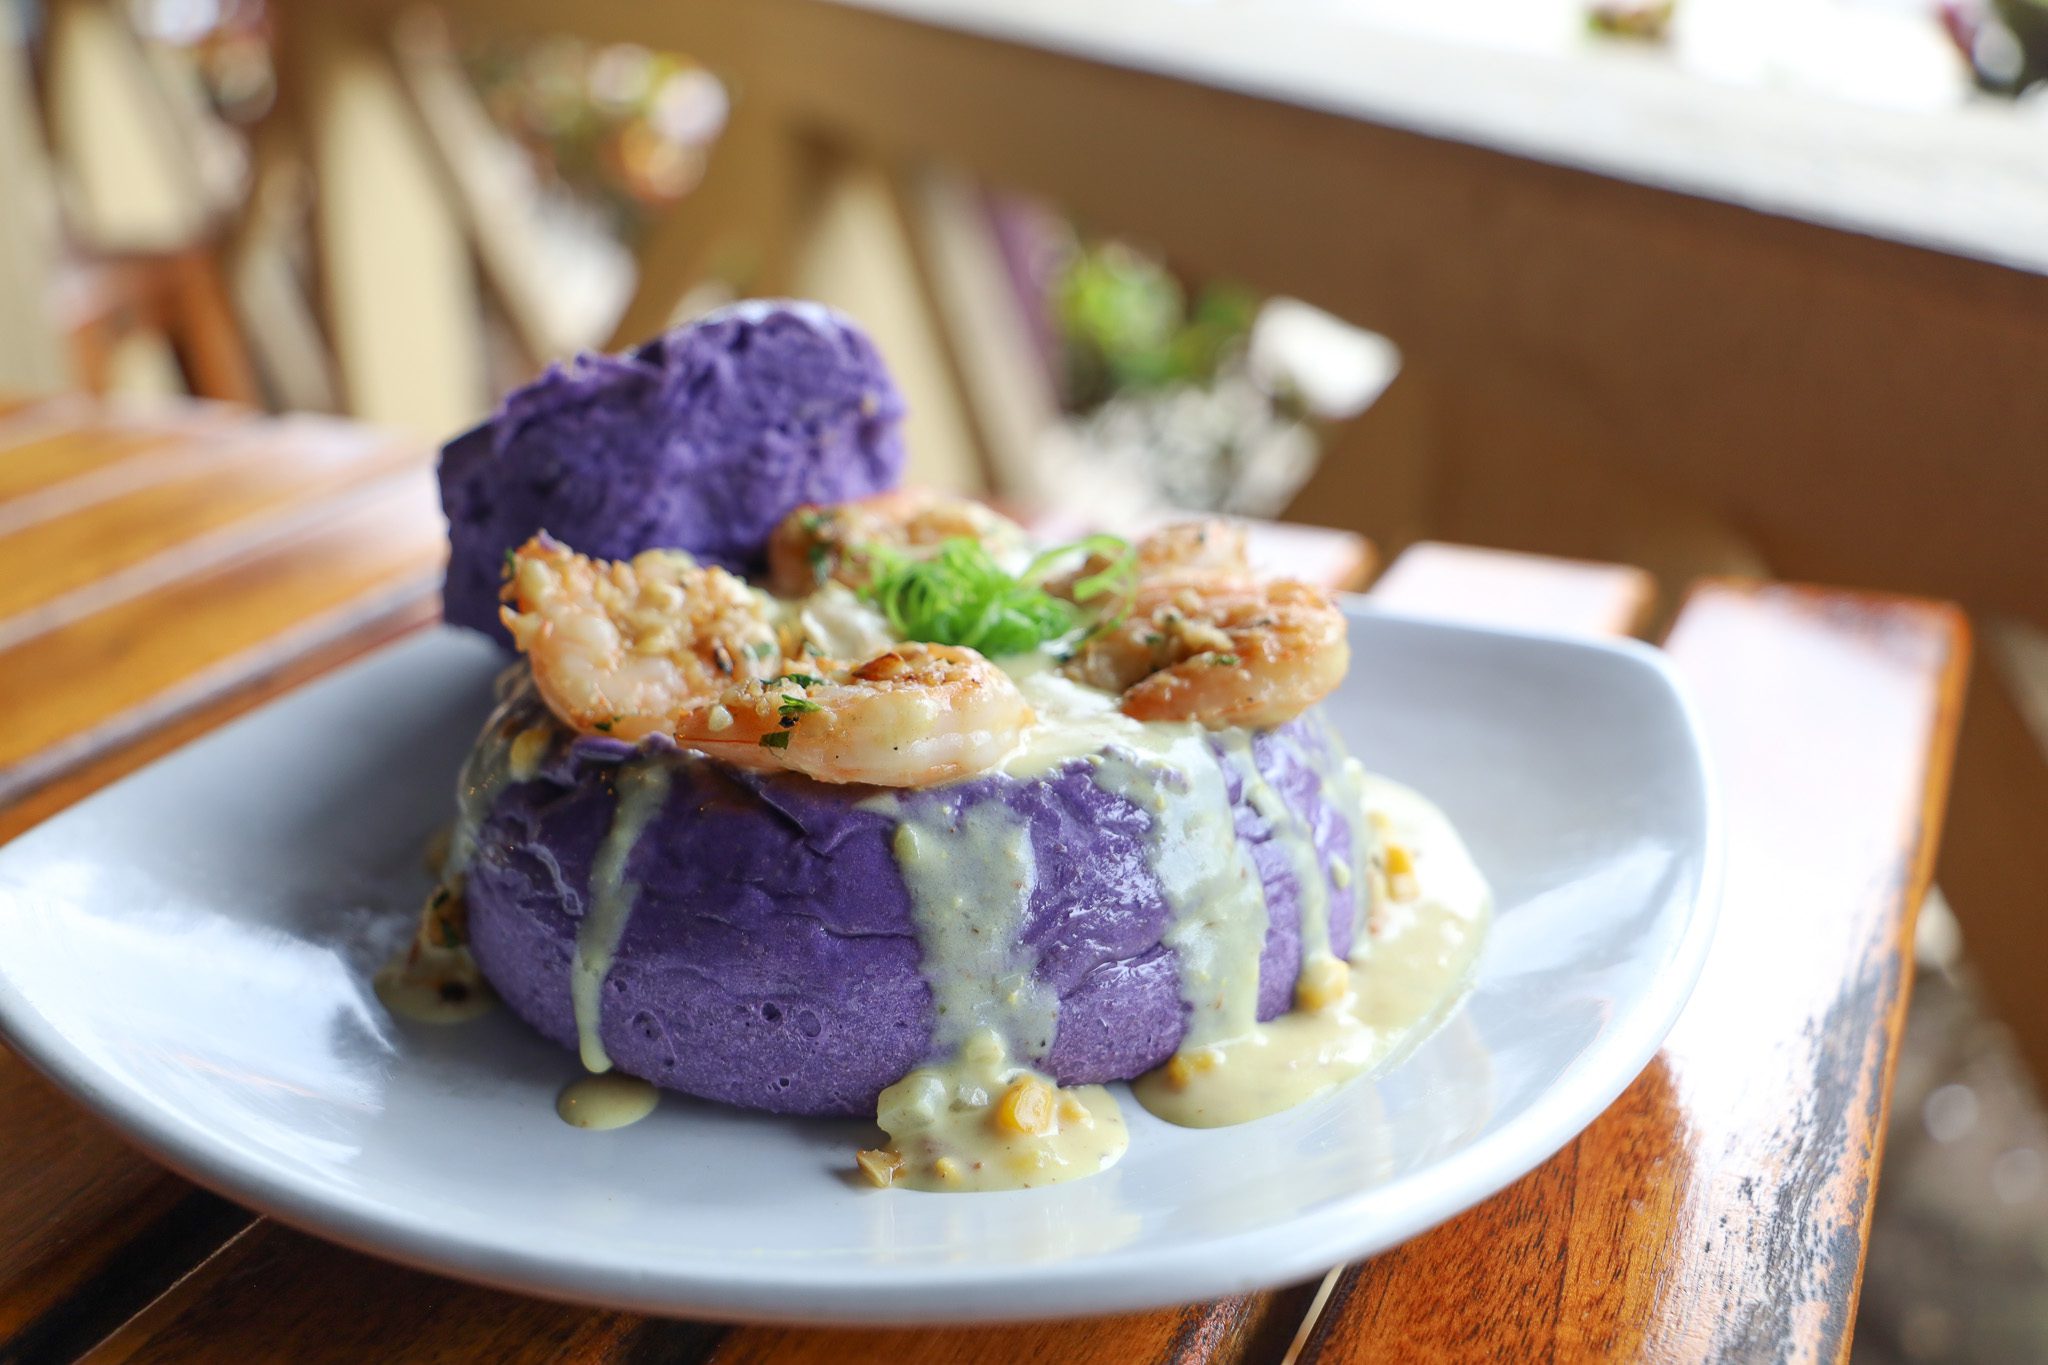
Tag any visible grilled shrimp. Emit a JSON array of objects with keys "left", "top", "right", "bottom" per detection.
[
  {"left": 500, "top": 537, "right": 1028, "bottom": 786},
  {"left": 675, "top": 642, "right": 1034, "bottom": 786},
  {"left": 765, "top": 489, "right": 1028, "bottom": 597},
  {"left": 499, "top": 535, "right": 783, "bottom": 742},
  {"left": 1065, "top": 577, "right": 1348, "bottom": 729},
  {"left": 1046, "top": 517, "right": 1251, "bottom": 604},
  {"left": 1134, "top": 519, "right": 1251, "bottom": 583}
]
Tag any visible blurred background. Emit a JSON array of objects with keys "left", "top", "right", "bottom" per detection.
[{"left": 1, "top": 1, "right": 2044, "bottom": 1357}]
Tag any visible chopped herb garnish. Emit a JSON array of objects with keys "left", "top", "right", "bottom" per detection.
[
  {"left": 772, "top": 673, "right": 823, "bottom": 688},
  {"left": 593, "top": 718, "right": 614, "bottom": 733},
  {"left": 857, "top": 534, "right": 1136, "bottom": 656},
  {"left": 747, "top": 640, "right": 777, "bottom": 659},
  {"left": 778, "top": 695, "right": 823, "bottom": 717},
  {"left": 1211, "top": 654, "right": 1240, "bottom": 667},
  {"left": 759, "top": 730, "right": 792, "bottom": 750},
  {"left": 502, "top": 547, "right": 517, "bottom": 578}
]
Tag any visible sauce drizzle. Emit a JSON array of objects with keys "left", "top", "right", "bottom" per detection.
[
  {"left": 557, "top": 1073, "right": 660, "bottom": 1130},
  {"left": 571, "top": 761, "right": 672, "bottom": 1073}
]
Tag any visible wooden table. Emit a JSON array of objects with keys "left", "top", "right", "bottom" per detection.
[{"left": 0, "top": 399, "right": 1968, "bottom": 1361}]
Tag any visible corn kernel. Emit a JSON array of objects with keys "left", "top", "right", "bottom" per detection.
[
  {"left": 856, "top": 1147, "right": 903, "bottom": 1188},
  {"left": 508, "top": 726, "right": 551, "bottom": 780},
  {"left": 1056, "top": 1093, "right": 1090, "bottom": 1125},
  {"left": 932, "top": 1156, "right": 963, "bottom": 1183},
  {"left": 1295, "top": 956, "right": 1351, "bottom": 1013},
  {"left": 995, "top": 1077, "right": 1056, "bottom": 1136},
  {"left": 1384, "top": 843, "right": 1415, "bottom": 877},
  {"left": 1163, "top": 1054, "right": 1200, "bottom": 1090}
]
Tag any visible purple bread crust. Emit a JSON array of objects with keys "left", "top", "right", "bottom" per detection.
[
  {"left": 465, "top": 712, "right": 1361, "bottom": 1117},
  {"left": 438, "top": 301, "right": 907, "bottom": 647}
]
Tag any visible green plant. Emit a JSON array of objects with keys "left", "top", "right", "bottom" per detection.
[{"left": 1054, "top": 242, "right": 1257, "bottom": 413}]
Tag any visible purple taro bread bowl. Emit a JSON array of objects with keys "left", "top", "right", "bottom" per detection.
[
  {"left": 439, "top": 300, "right": 907, "bottom": 648},
  {"left": 463, "top": 693, "right": 1366, "bottom": 1117}
]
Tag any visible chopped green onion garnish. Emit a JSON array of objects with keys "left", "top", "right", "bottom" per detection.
[{"left": 858, "top": 535, "right": 1135, "bottom": 657}]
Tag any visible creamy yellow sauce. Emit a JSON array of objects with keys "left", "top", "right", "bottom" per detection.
[
  {"left": 441, "top": 671, "right": 530, "bottom": 880},
  {"left": 570, "top": 761, "right": 672, "bottom": 1073},
  {"left": 1214, "top": 727, "right": 1344, "bottom": 1009},
  {"left": 1132, "top": 775, "right": 1489, "bottom": 1128},
  {"left": 885, "top": 799, "right": 1059, "bottom": 1058},
  {"left": 861, "top": 1028, "right": 1127, "bottom": 1191},
  {"left": 1092, "top": 740, "right": 1271, "bottom": 1053},
  {"left": 556, "top": 1073, "right": 660, "bottom": 1130},
  {"left": 788, "top": 581, "right": 896, "bottom": 661},
  {"left": 864, "top": 653, "right": 1490, "bottom": 1182},
  {"left": 375, "top": 885, "right": 496, "bottom": 1023},
  {"left": 374, "top": 943, "right": 496, "bottom": 1024}
]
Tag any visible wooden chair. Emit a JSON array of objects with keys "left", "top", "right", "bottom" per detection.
[
  {"left": 5, "top": 0, "right": 262, "bottom": 406},
  {"left": 49, "top": 245, "right": 262, "bottom": 405}
]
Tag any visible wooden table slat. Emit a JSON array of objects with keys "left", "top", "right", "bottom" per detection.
[
  {"left": 78, "top": 1224, "right": 724, "bottom": 1365},
  {"left": 0, "top": 413, "right": 424, "bottom": 626},
  {"left": 0, "top": 401, "right": 246, "bottom": 502},
  {"left": 0, "top": 470, "right": 445, "bottom": 786},
  {"left": 1300, "top": 581, "right": 1967, "bottom": 1363}
]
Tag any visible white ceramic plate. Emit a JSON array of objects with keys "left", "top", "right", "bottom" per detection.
[{"left": 0, "top": 604, "right": 1718, "bottom": 1323}]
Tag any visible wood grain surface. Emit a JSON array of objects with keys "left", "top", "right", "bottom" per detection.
[
  {"left": 1298, "top": 583, "right": 1967, "bottom": 1363},
  {"left": 0, "top": 400, "right": 443, "bottom": 1365},
  {"left": 0, "top": 405, "right": 1963, "bottom": 1365}
]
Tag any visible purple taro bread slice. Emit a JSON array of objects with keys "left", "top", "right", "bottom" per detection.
[
  {"left": 439, "top": 300, "right": 907, "bottom": 647},
  {"left": 462, "top": 692, "right": 1365, "bottom": 1117}
]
